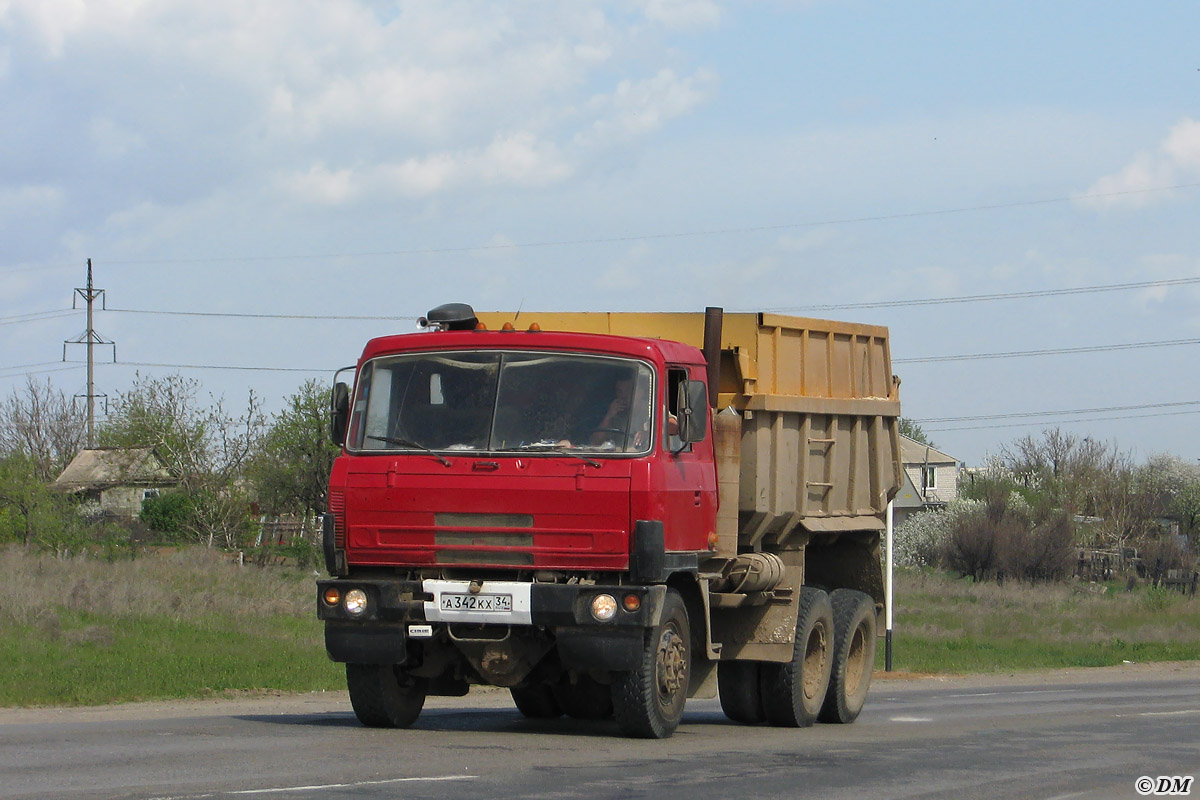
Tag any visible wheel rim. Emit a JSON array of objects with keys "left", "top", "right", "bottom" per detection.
[
  {"left": 802, "top": 622, "right": 829, "bottom": 701},
  {"left": 655, "top": 623, "right": 688, "bottom": 706},
  {"left": 843, "top": 623, "right": 867, "bottom": 696}
]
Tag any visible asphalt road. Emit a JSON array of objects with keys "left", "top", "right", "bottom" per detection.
[{"left": 2, "top": 662, "right": 1197, "bottom": 800}]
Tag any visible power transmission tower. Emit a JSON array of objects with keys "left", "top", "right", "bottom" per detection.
[{"left": 63, "top": 259, "right": 116, "bottom": 448}]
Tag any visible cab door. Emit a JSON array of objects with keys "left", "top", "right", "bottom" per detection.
[{"left": 659, "top": 365, "right": 717, "bottom": 552}]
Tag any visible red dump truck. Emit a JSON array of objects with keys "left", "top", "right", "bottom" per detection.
[{"left": 317, "top": 303, "right": 902, "bottom": 738}]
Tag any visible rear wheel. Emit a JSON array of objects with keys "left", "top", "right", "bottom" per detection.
[
  {"left": 718, "top": 661, "right": 765, "bottom": 724},
  {"left": 346, "top": 664, "right": 427, "bottom": 728},
  {"left": 819, "top": 589, "right": 877, "bottom": 724},
  {"left": 510, "top": 683, "right": 562, "bottom": 719},
  {"left": 552, "top": 675, "right": 613, "bottom": 720},
  {"left": 612, "top": 589, "right": 690, "bottom": 739},
  {"left": 760, "top": 586, "right": 834, "bottom": 728}
]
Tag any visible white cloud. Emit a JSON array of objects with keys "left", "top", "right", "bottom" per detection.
[
  {"left": 282, "top": 133, "right": 574, "bottom": 204},
  {"left": 1078, "top": 117, "right": 1200, "bottom": 210},
  {"left": 638, "top": 0, "right": 721, "bottom": 28},
  {"left": 580, "top": 68, "right": 716, "bottom": 145}
]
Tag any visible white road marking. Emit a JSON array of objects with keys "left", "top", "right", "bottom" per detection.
[
  {"left": 228, "top": 775, "right": 478, "bottom": 795},
  {"left": 889, "top": 716, "right": 933, "bottom": 723},
  {"left": 947, "top": 689, "right": 1080, "bottom": 698},
  {"left": 1114, "top": 708, "right": 1200, "bottom": 718},
  {"left": 1042, "top": 791, "right": 1090, "bottom": 800}
]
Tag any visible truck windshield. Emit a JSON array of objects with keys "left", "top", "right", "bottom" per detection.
[{"left": 347, "top": 352, "right": 655, "bottom": 455}]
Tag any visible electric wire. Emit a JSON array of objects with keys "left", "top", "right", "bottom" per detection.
[
  {"left": 893, "top": 337, "right": 1200, "bottom": 364},
  {"left": 104, "top": 308, "right": 419, "bottom": 322},
  {"left": 763, "top": 276, "right": 1200, "bottom": 312},
  {"left": 913, "top": 400, "right": 1200, "bottom": 424},
  {"left": 3, "top": 181, "right": 1197, "bottom": 273},
  {"left": 923, "top": 407, "right": 1200, "bottom": 433}
]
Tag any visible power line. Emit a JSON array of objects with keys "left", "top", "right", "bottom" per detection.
[
  {"left": 764, "top": 275, "right": 1200, "bottom": 313},
  {"left": 0, "top": 309, "right": 81, "bottom": 326},
  {"left": 894, "top": 337, "right": 1200, "bottom": 364},
  {"left": 924, "top": 407, "right": 1200, "bottom": 433},
  {"left": 104, "top": 307, "right": 419, "bottom": 322},
  {"left": 0, "top": 364, "right": 86, "bottom": 380},
  {"left": 5, "top": 181, "right": 1198, "bottom": 273},
  {"left": 103, "top": 360, "right": 331, "bottom": 374},
  {"left": 914, "top": 400, "right": 1200, "bottom": 424}
]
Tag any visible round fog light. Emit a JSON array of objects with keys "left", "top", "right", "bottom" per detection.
[
  {"left": 590, "top": 593, "right": 618, "bottom": 621},
  {"left": 344, "top": 589, "right": 368, "bottom": 617}
]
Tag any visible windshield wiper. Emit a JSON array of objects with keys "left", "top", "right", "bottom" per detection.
[
  {"left": 366, "top": 435, "right": 452, "bottom": 467},
  {"left": 515, "top": 442, "right": 601, "bottom": 468}
]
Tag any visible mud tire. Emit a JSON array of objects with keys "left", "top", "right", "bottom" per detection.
[
  {"left": 759, "top": 586, "right": 834, "bottom": 728},
  {"left": 510, "top": 683, "right": 562, "bottom": 718},
  {"left": 612, "top": 589, "right": 691, "bottom": 739},
  {"left": 552, "top": 676, "right": 613, "bottom": 720},
  {"left": 819, "top": 588, "right": 877, "bottom": 724},
  {"left": 346, "top": 664, "right": 427, "bottom": 728},
  {"left": 718, "top": 661, "right": 766, "bottom": 724}
]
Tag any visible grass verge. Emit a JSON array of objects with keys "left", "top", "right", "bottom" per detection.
[
  {"left": 880, "top": 568, "right": 1200, "bottom": 673},
  {"left": 0, "top": 546, "right": 342, "bottom": 707},
  {"left": 1, "top": 548, "right": 1197, "bottom": 707}
]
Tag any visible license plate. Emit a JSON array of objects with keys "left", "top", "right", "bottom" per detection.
[{"left": 439, "top": 593, "right": 513, "bottom": 612}]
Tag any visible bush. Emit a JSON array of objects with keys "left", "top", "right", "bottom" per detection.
[
  {"left": 140, "top": 492, "right": 196, "bottom": 541},
  {"left": 938, "top": 490, "right": 1077, "bottom": 584},
  {"left": 894, "top": 499, "right": 981, "bottom": 568}
]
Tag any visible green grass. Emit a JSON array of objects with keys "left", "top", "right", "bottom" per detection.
[
  {"left": 879, "top": 568, "right": 1200, "bottom": 673},
  {"left": 0, "top": 546, "right": 342, "bottom": 707},
  {"left": 1, "top": 548, "right": 1197, "bottom": 707}
]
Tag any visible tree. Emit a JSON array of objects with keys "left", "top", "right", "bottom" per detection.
[
  {"left": 247, "top": 379, "right": 340, "bottom": 516},
  {"left": 898, "top": 417, "right": 936, "bottom": 449},
  {"left": 0, "top": 452, "right": 86, "bottom": 552},
  {"left": 99, "top": 373, "right": 265, "bottom": 547},
  {"left": 0, "top": 377, "right": 87, "bottom": 481}
]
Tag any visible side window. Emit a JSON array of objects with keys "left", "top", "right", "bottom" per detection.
[{"left": 665, "top": 367, "right": 689, "bottom": 452}]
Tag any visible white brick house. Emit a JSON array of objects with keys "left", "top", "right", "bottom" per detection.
[{"left": 893, "top": 435, "right": 960, "bottom": 527}]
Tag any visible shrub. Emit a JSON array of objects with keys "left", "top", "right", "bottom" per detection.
[{"left": 140, "top": 492, "right": 196, "bottom": 541}]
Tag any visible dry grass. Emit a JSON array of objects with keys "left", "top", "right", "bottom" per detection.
[
  {"left": 0, "top": 546, "right": 338, "bottom": 707},
  {"left": 887, "top": 568, "right": 1200, "bottom": 673}
]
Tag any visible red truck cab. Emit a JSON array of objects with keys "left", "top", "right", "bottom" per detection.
[{"left": 317, "top": 304, "right": 718, "bottom": 737}]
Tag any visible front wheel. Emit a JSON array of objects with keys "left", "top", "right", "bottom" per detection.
[
  {"left": 612, "top": 589, "right": 691, "bottom": 738},
  {"left": 819, "top": 589, "right": 877, "bottom": 724},
  {"left": 346, "top": 664, "right": 427, "bottom": 728}
]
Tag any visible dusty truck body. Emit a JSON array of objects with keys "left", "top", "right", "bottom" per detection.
[{"left": 317, "top": 304, "right": 902, "bottom": 738}]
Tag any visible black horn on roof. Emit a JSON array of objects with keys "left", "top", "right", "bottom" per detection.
[{"left": 419, "top": 303, "right": 478, "bottom": 331}]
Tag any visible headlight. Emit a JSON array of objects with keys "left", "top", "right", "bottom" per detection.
[
  {"left": 590, "top": 593, "right": 618, "bottom": 621},
  {"left": 344, "top": 589, "right": 368, "bottom": 617}
]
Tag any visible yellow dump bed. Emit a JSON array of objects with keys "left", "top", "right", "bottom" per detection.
[{"left": 475, "top": 311, "right": 902, "bottom": 547}]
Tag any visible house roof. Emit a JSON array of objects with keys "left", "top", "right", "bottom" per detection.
[
  {"left": 54, "top": 448, "right": 176, "bottom": 491},
  {"left": 899, "top": 434, "right": 958, "bottom": 466}
]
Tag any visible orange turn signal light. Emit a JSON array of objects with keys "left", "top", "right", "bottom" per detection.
[
  {"left": 622, "top": 594, "right": 641, "bottom": 612},
  {"left": 322, "top": 588, "right": 341, "bottom": 606}
]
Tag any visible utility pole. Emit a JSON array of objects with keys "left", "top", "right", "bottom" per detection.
[{"left": 63, "top": 259, "right": 115, "bottom": 448}]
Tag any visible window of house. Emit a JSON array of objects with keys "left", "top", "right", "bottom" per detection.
[
  {"left": 921, "top": 466, "right": 937, "bottom": 490},
  {"left": 143, "top": 488, "right": 161, "bottom": 501}
]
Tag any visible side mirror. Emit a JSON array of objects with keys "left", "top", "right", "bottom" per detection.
[
  {"left": 331, "top": 382, "right": 350, "bottom": 446},
  {"left": 676, "top": 380, "right": 708, "bottom": 444}
]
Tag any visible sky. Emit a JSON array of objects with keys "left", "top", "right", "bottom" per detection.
[{"left": 2, "top": 0, "right": 1199, "bottom": 467}]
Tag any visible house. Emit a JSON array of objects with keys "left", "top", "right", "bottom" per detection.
[
  {"left": 54, "top": 447, "right": 177, "bottom": 519},
  {"left": 892, "top": 435, "right": 960, "bottom": 527}
]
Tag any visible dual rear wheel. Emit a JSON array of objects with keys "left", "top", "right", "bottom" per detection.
[{"left": 718, "top": 587, "right": 876, "bottom": 727}]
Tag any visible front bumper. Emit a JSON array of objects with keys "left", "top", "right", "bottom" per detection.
[{"left": 318, "top": 578, "right": 665, "bottom": 670}]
